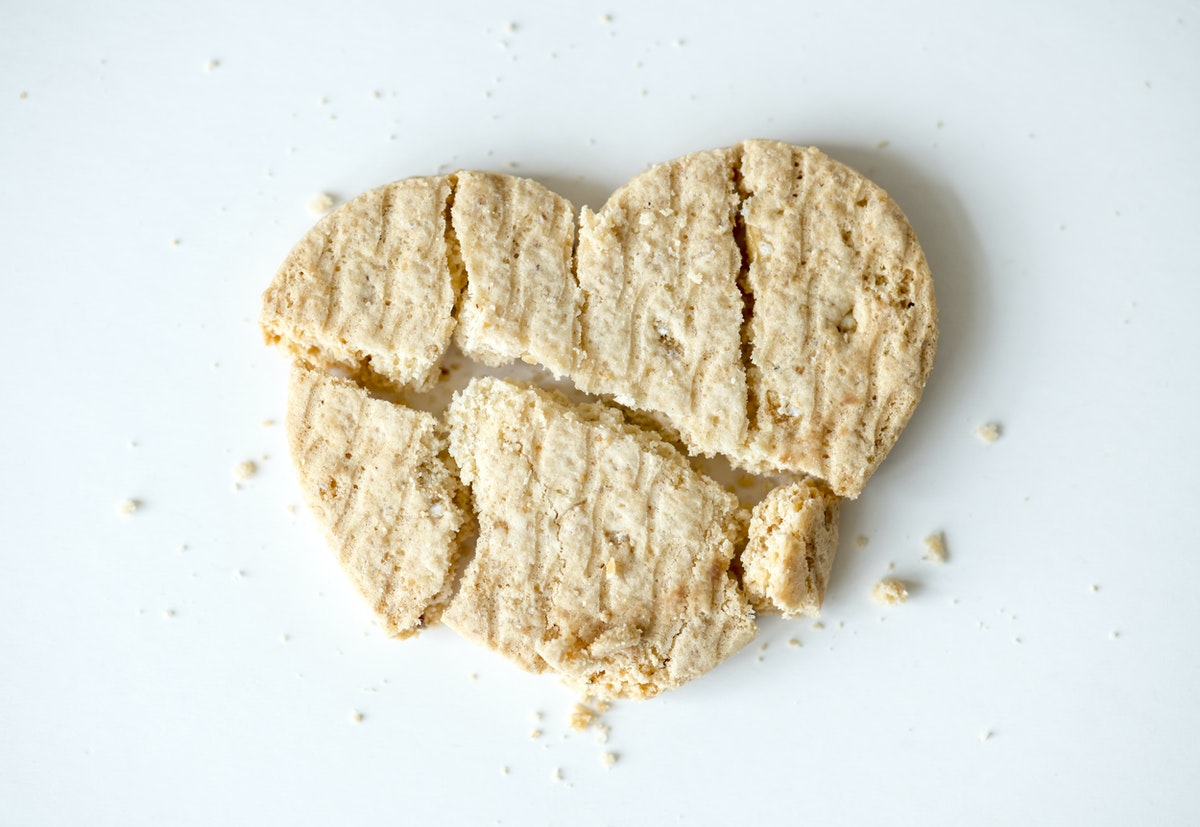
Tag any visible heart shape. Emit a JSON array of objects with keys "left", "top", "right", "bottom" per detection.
[{"left": 262, "top": 140, "right": 937, "bottom": 698}]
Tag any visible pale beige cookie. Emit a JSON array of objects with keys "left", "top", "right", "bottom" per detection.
[
  {"left": 451, "top": 171, "right": 581, "bottom": 378},
  {"left": 740, "top": 478, "right": 841, "bottom": 618},
  {"left": 287, "top": 363, "right": 467, "bottom": 637},
  {"left": 262, "top": 176, "right": 461, "bottom": 391},
  {"left": 738, "top": 140, "right": 937, "bottom": 496},
  {"left": 443, "top": 377, "right": 755, "bottom": 700},
  {"left": 573, "top": 146, "right": 749, "bottom": 460}
]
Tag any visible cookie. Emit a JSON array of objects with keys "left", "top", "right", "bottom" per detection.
[
  {"left": 740, "top": 478, "right": 841, "bottom": 618},
  {"left": 262, "top": 176, "right": 460, "bottom": 391},
  {"left": 451, "top": 171, "right": 581, "bottom": 378},
  {"left": 573, "top": 146, "right": 750, "bottom": 460},
  {"left": 738, "top": 140, "right": 937, "bottom": 496},
  {"left": 287, "top": 363, "right": 467, "bottom": 637},
  {"left": 443, "top": 377, "right": 755, "bottom": 699}
]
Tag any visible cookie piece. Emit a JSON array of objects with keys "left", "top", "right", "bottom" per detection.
[
  {"left": 287, "top": 363, "right": 467, "bottom": 637},
  {"left": 262, "top": 176, "right": 460, "bottom": 391},
  {"left": 740, "top": 478, "right": 841, "bottom": 618},
  {"left": 451, "top": 171, "right": 581, "bottom": 377},
  {"left": 738, "top": 140, "right": 937, "bottom": 496},
  {"left": 443, "top": 377, "right": 755, "bottom": 700},
  {"left": 573, "top": 146, "right": 749, "bottom": 460}
]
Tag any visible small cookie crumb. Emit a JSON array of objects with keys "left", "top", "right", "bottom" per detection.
[
  {"left": 811, "top": 621, "right": 825, "bottom": 631},
  {"left": 280, "top": 634, "right": 290, "bottom": 644},
  {"left": 162, "top": 609, "right": 176, "bottom": 619},
  {"left": 1090, "top": 584, "right": 1099, "bottom": 593},
  {"left": 529, "top": 729, "right": 542, "bottom": 739},
  {"left": 500, "top": 766, "right": 509, "bottom": 776},
  {"left": 117, "top": 498, "right": 140, "bottom": 516},
  {"left": 854, "top": 534, "right": 869, "bottom": 549},
  {"left": 350, "top": 711, "right": 364, "bottom": 724},
  {"left": 307, "top": 192, "right": 336, "bottom": 217},
  {"left": 261, "top": 418, "right": 276, "bottom": 427},
  {"left": 1109, "top": 630, "right": 1120, "bottom": 640},
  {"left": 602, "top": 752, "right": 618, "bottom": 767},
  {"left": 594, "top": 723, "right": 611, "bottom": 744},
  {"left": 979, "top": 730, "right": 992, "bottom": 742},
  {"left": 169, "top": 238, "right": 180, "bottom": 247},
  {"left": 18, "top": 90, "right": 29, "bottom": 100},
  {"left": 787, "top": 638, "right": 801, "bottom": 647},
  {"left": 204, "top": 59, "right": 219, "bottom": 72},
  {"left": 233, "top": 460, "right": 257, "bottom": 480},
  {"left": 872, "top": 579, "right": 908, "bottom": 606},
  {"left": 923, "top": 531, "right": 948, "bottom": 564},
  {"left": 551, "top": 767, "right": 562, "bottom": 782},
  {"left": 569, "top": 704, "right": 597, "bottom": 731},
  {"left": 875, "top": 140, "right": 890, "bottom": 149},
  {"left": 975, "top": 422, "right": 1002, "bottom": 443}
]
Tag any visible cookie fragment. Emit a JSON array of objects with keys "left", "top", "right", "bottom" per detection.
[
  {"left": 738, "top": 140, "right": 937, "bottom": 496},
  {"left": 262, "top": 176, "right": 461, "bottom": 391},
  {"left": 740, "top": 478, "right": 841, "bottom": 618},
  {"left": 287, "top": 364, "right": 467, "bottom": 637},
  {"left": 443, "top": 377, "right": 754, "bottom": 699},
  {"left": 451, "top": 171, "right": 581, "bottom": 377},
  {"left": 573, "top": 146, "right": 749, "bottom": 459}
]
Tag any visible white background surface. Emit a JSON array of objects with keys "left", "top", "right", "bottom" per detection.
[{"left": 3, "top": 1, "right": 1198, "bottom": 824}]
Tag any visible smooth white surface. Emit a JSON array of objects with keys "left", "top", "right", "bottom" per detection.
[{"left": 2, "top": 1, "right": 1198, "bottom": 824}]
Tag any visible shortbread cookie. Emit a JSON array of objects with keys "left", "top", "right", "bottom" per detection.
[
  {"left": 262, "top": 176, "right": 460, "bottom": 391},
  {"left": 451, "top": 171, "right": 581, "bottom": 378},
  {"left": 573, "top": 146, "right": 750, "bottom": 460},
  {"left": 443, "top": 377, "right": 755, "bottom": 699},
  {"left": 287, "top": 363, "right": 466, "bottom": 637},
  {"left": 740, "top": 478, "right": 840, "bottom": 618},
  {"left": 738, "top": 140, "right": 937, "bottom": 495}
]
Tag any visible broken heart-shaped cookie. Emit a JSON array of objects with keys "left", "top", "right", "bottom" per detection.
[{"left": 261, "top": 140, "right": 936, "bottom": 698}]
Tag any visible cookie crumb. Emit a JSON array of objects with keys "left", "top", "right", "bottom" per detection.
[
  {"left": 923, "top": 531, "right": 948, "bottom": 563},
  {"left": 280, "top": 634, "right": 290, "bottom": 643},
  {"left": 529, "top": 729, "right": 542, "bottom": 739},
  {"left": 500, "top": 766, "right": 509, "bottom": 775},
  {"left": 118, "top": 498, "right": 140, "bottom": 516},
  {"left": 787, "top": 638, "right": 801, "bottom": 647},
  {"left": 551, "top": 767, "right": 562, "bottom": 782},
  {"left": 569, "top": 704, "right": 597, "bottom": 731},
  {"left": 1109, "top": 630, "right": 1120, "bottom": 640},
  {"left": 350, "top": 711, "right": 364, "bottom": 724},
  {"left": 233, "top": 460, "right": 257, "bottom": 480},
  {"left": 602, "top": 751, "right": 618, "bottom": 767},
  {"left": 1090, "top": 584, "right": 1099, "bottom": 593},
  {"left": 469, "top": 673, "right": 478, "bottom": 680},
  {"left": 811, "top": 621, "right": 825, "bottom": 631},
  {"left": 979, "top": 730, "right": 992, "bottom": 742},
  {"left": 875, "top": 140, "right": 890, "bottom": 150},
  {"left": 599, "top": 14, "right": 612, "bottom": 23},
  {"left": 169, "top": 238, "right": 180, "bottom": 247},
  {"left": 854, "top": 534, "right": 869, "bottom": 549},
  {"left": 261, "top": 418, "right": 275, "bottom": 427},
  {"left": 872, "top": 579, "right": 908, "bottom": 606},
  {"left": 18, "top": 90, "right": 28, "bottom": 100},
  {"left": 594, "top": 723, "right": 611, "bottom": 744},
  {"left": 204, "top": 59, "right": 219, "bottom": 72},
  {"left": 975, "top": 422, "right": 1002, "bottom": 443},
  {"left": 162, "top": 609, "right": 176, "bottom": 619},
  {"left": 307, "top": 192, "right": 336, "bottom": 217}
]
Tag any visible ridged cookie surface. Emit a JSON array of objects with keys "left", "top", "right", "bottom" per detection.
[
  {"left": 262, "top": 176, "right": 460, "bottom": 391},
  {"left": 287, "top": 364, "right": 467, "bottom": 637},
  {"left": 451, "top": 171, "right": 581, "bottom": 377},
  {"left": 738, "top": 141, "right": 937, "bottom": 495},
  {"left": 443, "top": 377, "right": 755, "bottom": 700},
  {"left": 573, "top": 146, "right": 750, "bottom": 460}
]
